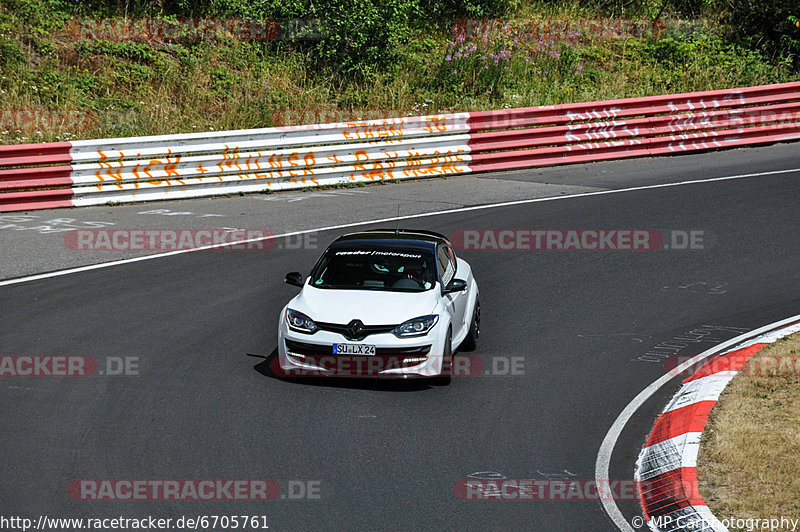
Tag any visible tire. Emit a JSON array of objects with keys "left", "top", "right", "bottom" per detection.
[
  {"left": 459, "top": 298, "right": 480, "bottom": 352},
  {"left": 433, "top": 328, "right": 453, "bottom": 386}
]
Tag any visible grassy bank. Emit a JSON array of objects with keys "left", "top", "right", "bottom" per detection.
[
  {"left": 697, "top": 333, "right": 800, "bottom": 528},
  {"left": 0, "top": 0, "right": 798, "bottom": 144}
]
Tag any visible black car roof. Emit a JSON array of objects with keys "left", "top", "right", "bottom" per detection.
[{"left": 330, "top": 229, "right": 449, "bottom": 252}]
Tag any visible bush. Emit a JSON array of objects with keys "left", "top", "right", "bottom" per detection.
[
  {"left": 716, "top": 0, "right": 800, "bottom": 63},
  {"left": 0, "top": 38, "right": 23, "bottom": 66},
  {"left": 309, "top": 0, "right": 416, "bottom": 76},
  {"left": 139, "top": 0, "right": 520, "bottom": 75}
]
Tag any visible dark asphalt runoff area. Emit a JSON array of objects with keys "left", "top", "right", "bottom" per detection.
[{"left": 1, "top": 142, "right": 799, "bottom": 531}]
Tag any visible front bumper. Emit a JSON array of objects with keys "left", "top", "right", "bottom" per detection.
[{"left": 277, "top": 318, "right": 446, "bottom": 378}]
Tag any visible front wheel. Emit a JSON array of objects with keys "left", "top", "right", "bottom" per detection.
[
  {"left": 460, "top": 298, "right": 480, "bottom": 352},
  {"left": 432, "top": 328, "right": 453, "bottom": 386}
]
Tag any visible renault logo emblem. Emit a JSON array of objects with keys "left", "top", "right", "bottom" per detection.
[{"left": 346, "top": 319, "right": 366, "bottom": 340}]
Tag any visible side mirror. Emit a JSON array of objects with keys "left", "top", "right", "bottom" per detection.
[
  {"left": 443, "top": 278, "right": 468, "bottom": 294},
  {"left": 285, "top": 272, "right": 304, "bottom": 287}
]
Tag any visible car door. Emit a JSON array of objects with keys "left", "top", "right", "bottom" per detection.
[{"left": 438, "top": 243, "right": 468, "bottom": 338}]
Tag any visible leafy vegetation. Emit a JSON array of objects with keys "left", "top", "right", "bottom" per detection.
[{"left": 0, "top": 0, "right": 797, "bottom": 144}]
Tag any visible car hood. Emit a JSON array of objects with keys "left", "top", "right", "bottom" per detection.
[{"left": 290, "top": 285, "right": 440, "bottom": 325}]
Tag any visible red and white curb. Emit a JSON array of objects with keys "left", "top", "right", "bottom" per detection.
[{"left": 634, "top": 320, "right": 800, "bottom": 531}]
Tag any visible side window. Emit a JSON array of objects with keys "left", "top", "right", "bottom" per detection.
[{"left": 438, "top": 245, "right": 456, "bottom": 285}]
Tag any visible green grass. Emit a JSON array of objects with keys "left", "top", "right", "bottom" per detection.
[{"left": 0, "top": 0, "right": 798, "bottom": 145}]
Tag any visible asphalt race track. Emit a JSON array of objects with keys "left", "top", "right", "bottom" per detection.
[{"left": 1, "top": 146, "right": 799, "bottom": 531}]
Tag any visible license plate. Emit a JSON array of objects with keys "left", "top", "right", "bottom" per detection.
[{"left": 333, "top": 343, "right": 376, "bottom": 355}]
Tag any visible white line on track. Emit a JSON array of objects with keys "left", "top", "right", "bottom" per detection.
[
  {"left": 1, "top": 166, "right": 798, "bottom": 289},
  {"left": 595, "top": 312, "right": 800, "bottom": 531}
]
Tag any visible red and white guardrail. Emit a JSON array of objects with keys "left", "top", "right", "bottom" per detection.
[{"left": 1, "top": 81, "right": 799, "bottom": 212}]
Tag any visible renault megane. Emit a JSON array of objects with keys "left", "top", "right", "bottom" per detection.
[{"left": 277, "top": 229, "right": 480, "bottom": 384}]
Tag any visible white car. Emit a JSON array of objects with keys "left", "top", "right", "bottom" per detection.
[{"left": 277, "top": 229, "right": 480, "bottom": 384}]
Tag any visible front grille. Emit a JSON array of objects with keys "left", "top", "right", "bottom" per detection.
[{"left": 316, "top": 321, "right": 396, "bottom": 341}]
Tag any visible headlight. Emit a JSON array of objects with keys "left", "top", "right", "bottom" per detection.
[
  {"left": 286, "top": 309, "right": 318, "bottom": 334},
  {"left": 393, "top": 315, "right": 439, "bottom": 337}
]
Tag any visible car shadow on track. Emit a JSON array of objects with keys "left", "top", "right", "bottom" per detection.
[{"left": 249, "top": 349, "right": 438, "bottom": 392}]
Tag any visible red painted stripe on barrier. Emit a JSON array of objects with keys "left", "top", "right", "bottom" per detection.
[
  {"left": 0, "top": 178, "right": 73, "bottom": 192},
  {"left": 0, "top": 188, "right": 74, "bottom": 212},
  {"left": 645, "top": 401, "right": 715, "bottom": 447},
  {"left": 0, "top": 166, "right": 75, "bottom": 192},
  {"left": 646, "top": 126, "right": 800, "bottom": 156},
  {"left": 683, "top": 343, "right": 766, "bottom": 383},
  {"left": 467, "top": 140, "right": 652, "bottom": 172},
  {"left": 639, "top": 467, "right": 704, "bottom": 521},
  {"left": 0, "top": 142, "right": 73, "bottom": 167}
]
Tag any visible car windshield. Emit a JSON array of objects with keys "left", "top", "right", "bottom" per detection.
[{"left": 310, "top": 247, "right": 437, "bottom": 292}]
